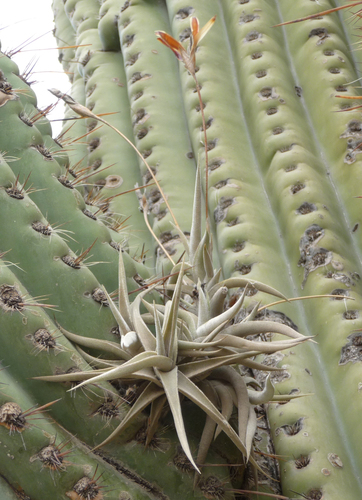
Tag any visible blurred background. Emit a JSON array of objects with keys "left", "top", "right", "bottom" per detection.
[{"left": 1, "top": 0, "right": 70, "bottom": 136}]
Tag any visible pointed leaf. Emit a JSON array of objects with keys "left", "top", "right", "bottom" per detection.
[
  {"left": 206, "top": 268, "right": 223, "bottom": 294},
  {"left": 131, "top": 288, "right": 157, "bottom": 351},
  {"left": 162, "top": 263, "right": 185, "bottom": 364},
  {"left": 222, "top": 320, "right": 305, "bottom": 340},
  {"left": 211, "top": 367, "right": 250, "bottom": 445},
  {"left": 196, "top": 286, "right": 246, "bottom": 338},
  {"left": 209, "top": 286, "right": 228, "bottom": 318},
  {"left": 57, "top": 323, "right": 131, "bottom": 360},
  {"left": 93, "top": 382, "right": 164, "bottom": 450},
  {"left": 156, "top": 367, "right": 200, "bottom": 472},
  {"left": 154, "top": 304, "right": 166, "bottom": 357},
  {"left": 180, "top": 352, "right": 253, "bottom": 379},
  {"left": 242, "top": 301, "right": 261, "bottom": 322},
  {"left": 200, "top": 319, "right": 229, "bottom": 344},
  {"left": 215, "top": 334, "right": 308, "bottom": 353},
  {"left": 190, "top": 17, "right": 200, "bottom": 45},
  {"left": 193, "top": 230, "right": 212, "bottom": 284},
  {"left": 68, "top": 352, "right": 173, "bottom": 390},
  {"left": 177, "top": 338, "right": 222, "bottom": 350},
  {"left": 196, "top": 381, "right": 218, "bottom": 466},
  {"left": 211, "top": 381, "right": 235, "bottom": 438},
  {"left": 203, "top": 238, "right": 214, "bottom": 282},
  {"left": 247, "top": 374, "right": 275, "bottom": 405},
  {"left": 75, "top": 346, "right": 123, "bottom": 369},
  {"left": 117, "top": 249, "right": 133, "bottom": 329},
  {"left": 197, "top": 280, "right": 210, "bottom": 328},
  {"left": 240, "top": 358, "right": 284, "bottom": 372},
  {"left": 210, "top": 278, "right": 287, "bottom": 300},
  {"left": 177, "top": 372, "right": 249, "bottom": 460},
  {"left": 146, "top": 395, "right": 167, "bottom": 446},
  {"left": 245, "top": 405, "right": 257, "bottom": 460},
  {"left": 193, "top": 16, "right": 216, "bottom": 46},
  {"left": 102, "top": 285, "right": 132, "bottom": 337},
  {"left": 189, "top": 162, "right": 203, "bottom": 262},
  {"left": 33, "top": 368, "right": 108, "bottom": 383},
  {"left": 155, "top": 31, "right": 185, "bottom": 60}
]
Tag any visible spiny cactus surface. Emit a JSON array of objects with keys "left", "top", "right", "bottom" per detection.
[{"left": 1, "top": 0, "right": 362, "bottom": 499}]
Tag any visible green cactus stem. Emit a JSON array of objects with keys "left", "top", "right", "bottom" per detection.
[
  {"left": 1, "top": 0, "right": 362, "bottom": 498},
  {"left": 0, "top": 366, "right": 154, "bottom": 500}
]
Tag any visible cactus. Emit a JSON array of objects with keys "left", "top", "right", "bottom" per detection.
[
  {"left": 2, "top": 0, "right": 362, "bottom": 498},
  {"left": 0, "top": 364, "right": 155, "bottom": 500}
]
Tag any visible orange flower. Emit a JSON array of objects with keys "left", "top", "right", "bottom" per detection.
[{"left": 155, "top": 15, "right": 216, "bottom": 75}]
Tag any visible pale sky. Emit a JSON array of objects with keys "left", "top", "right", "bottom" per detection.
[{"left": 1, "top": 0, "right": 70, "bottom": 136}]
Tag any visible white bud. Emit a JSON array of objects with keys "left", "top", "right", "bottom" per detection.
[{"left": 121, "top": 331, "right": 140, "bottom": 355}]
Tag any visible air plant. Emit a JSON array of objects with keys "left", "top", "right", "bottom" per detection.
[
  {"left": 35, "top": 15, "right": 310, "bottom": 478},
  {"left": 35, "top": 162, "right": 309, "bottom": 474}
]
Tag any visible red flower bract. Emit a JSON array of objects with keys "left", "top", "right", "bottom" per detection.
[{"left": 155, "top": 16, "right": 216, "bottom": 75}]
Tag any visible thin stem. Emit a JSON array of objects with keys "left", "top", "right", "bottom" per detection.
[
  {"left": 192, "top": 74, "right": 209, "bottom": 229},
  {"left": 273, "top": 2, "right": 362, "bottom": 27},
  {"left": 258, "top": 293, "right": 354, "bottom": 313},
  {"left": 228, "top": 490, "right": 290, "bottom": 500},
  {"left": 141, "top": 195, "right": 176, "bottom": 266},
  {"left": 92, "top": 116, "right": 181, "bottom": 233}
]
